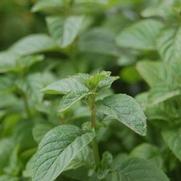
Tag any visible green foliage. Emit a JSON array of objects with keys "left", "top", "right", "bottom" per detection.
[{"left": 1, "top": 0, "right": 181, "bottom": 180}]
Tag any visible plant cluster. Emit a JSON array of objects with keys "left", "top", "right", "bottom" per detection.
[{"left": 0, "top": 0, "right": 181, "bottom": 181}]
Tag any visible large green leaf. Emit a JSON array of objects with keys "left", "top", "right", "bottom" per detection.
[
  {"left": 98, "top": 94, "right": 147, "bottom": 135},
  {"left": 108, "top": 158, "right": 169, "bottom": 181},
  {"left": 116, "top": 19, "right": 163, "bottom": 50},
  {"left": 157, "top": 27, "right": 181, "bottom": 62},
  {"left": 162, "top": 128, "right": 181, "bottom": 161},
  {"left": 47, "top": 16, "right": 85, "bottom": 48},
  {"left": 32, "top": 125, "right": 95, "bottom": 181}
]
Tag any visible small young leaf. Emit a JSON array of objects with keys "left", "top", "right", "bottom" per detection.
[
  {"left": 98, "top": 94, "right": 147, "bottom": 136},
  {"left": 85, "top": 71, "right": 118, "bottom": 90}
]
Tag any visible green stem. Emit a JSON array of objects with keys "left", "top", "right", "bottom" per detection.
[
  {"left": 22, "top": 93, "right": 31, "bottom": 118},
  {"left": 89, "top": 94, "right": 100, "bottom": 165}
]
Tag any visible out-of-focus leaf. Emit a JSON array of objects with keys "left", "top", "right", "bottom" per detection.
[
  {"left": 32, "top": 123, "right": 53, "bottom": 143},
  {"left": 78, "top": 28, "right": 120, "bottom": 56},
  {"left": 4, "top": 146, "right": 22, "bottom": 176},
  {"left": 0, "top": 175, "right": 18, "bottom": 181},
  {"left": 107, "top": 158, "right": 169, "bottom": 181},
  {"left": 130, "top": 143, "right": 163, "bottom": 168},
  {"left": 116, "top": 19, "right": 164, "bottom": 50},
  {"left": 162, "top": 128, "right": 181, "bottom": 161},
  {"left": 157, "top": 27, "right": 181, "bottom": 63},
  {"left": 0, "top": 138, "right": 14, "bottom": 172},
  {"left": 47, "top": 16, "right": 85, "bottom": 48},
  {"left": 9, "top": 34, "right": 58, "bottom": 56},
  {"left": 136, "top": 61, "right": 165, "bottom": 87}
]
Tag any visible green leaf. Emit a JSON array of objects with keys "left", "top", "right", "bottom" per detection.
[
  {"left": 0, "top": 175, "right": 18, "bottom": 181},
  {"left": 32, "top": 123, "right": 53, "bottom": 143},
  {"left": 0, "top": 138, "right": 14, "bottom": 172},
  {"left": 16, "top": 72, "right": 54, "bottom": 106},
  {"left": 0, "top": 92, "right": 18, "bottom": 109},
  {"left": 0, "top": 35, "right": 57, "bottom": 73},
  {"left": 9, "top": 34, "right": 57, "bottom": 56},
  {"left": 85, "top": 71, "right": 118, "bottom": 90},
  {"left": 136, "top": 61, "right": 164, "bottom": 87},
  {"left": 59, "top": 92, "right": 90, "bottom": 112},
  {"left": 141, "top": 1, "right": 174, "bottom": 19},
  {"left": 32, "top": 125, "right": 95, "bottom": 181},
  {"left": 12, "top": 120, "right": 36, "bottom": 150},
  {"left": 148, "top": 85, "right": 181, "bottom": 105},
  {"left": 108, "top": 158, "right": 169, "bottom": 181},
  {"left": 47, "top": 16, "right": 85, "bottom": 48},
  {"left": 32, "top": 0, "right": 64, "bottom": 12},
  {"left": 4, "top": 146, "right": 22, "bottom": 176},
  {"left": 157, "top": 27, "right": 181, "bottom": 62},
  {"left": 97, "top": 152, "right": 113, "bottom": 180},
  {"left": 23, "top": 154, "right": 37, "bottom": 178},
  {"left": 43, "top": 76, "right": 88, "bottom": 95},
  {"left": 98, "top": 94, "right": 147, "bottom": 136},
  {"left": 130, "top": 143, "right": 163, "bottom": 168},
  {"left": 0, "top": 54, "right": 44, "bottom": 73},
  {"left": 32, "top": 0, "right": 108, "bottom": 13},
  {"left": 162, "top": 128, "right": 181, "bottom": 161},
  {"left": 116, "top": 19, "right": 163, "bottom": 50},
  {"left": 78, "top": 28, "right": 120, "bottom": 56}
]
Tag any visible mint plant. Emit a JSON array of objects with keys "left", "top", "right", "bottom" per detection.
[
  {"left": 1, "top": 0, "right": 181, "bottom": 180},
  {"left": 22, "top": 71, "right": 170, "bottom": 181}
]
